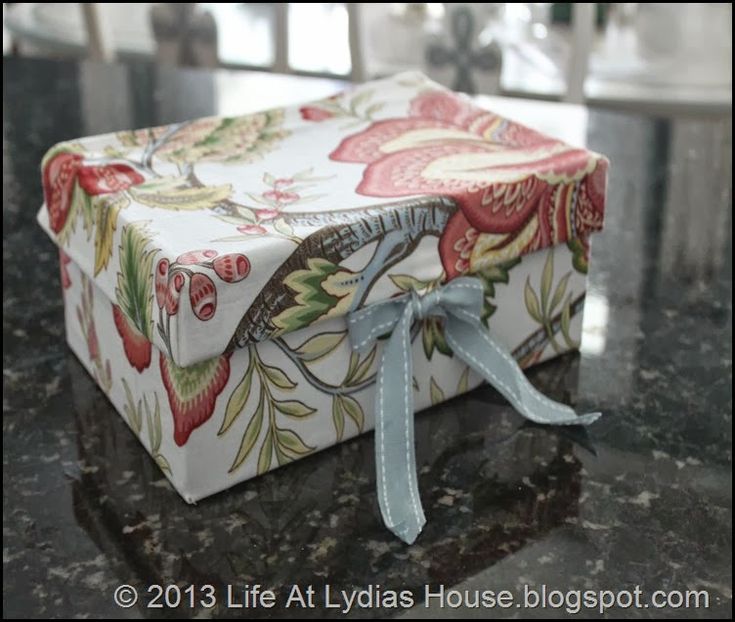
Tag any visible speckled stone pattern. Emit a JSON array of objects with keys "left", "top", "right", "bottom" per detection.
[{"left": 3, "top": 58, "right": 732, "bottom": 619}]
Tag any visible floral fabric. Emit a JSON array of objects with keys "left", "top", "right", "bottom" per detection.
[{"left": 38, "top": 72, "right": 607, "bottom": 369}]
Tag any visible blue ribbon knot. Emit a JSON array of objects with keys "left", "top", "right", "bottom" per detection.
[{"left": 347, "top": 276, "right": 600, "bottom": 544}]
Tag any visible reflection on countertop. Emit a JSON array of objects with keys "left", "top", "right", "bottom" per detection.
[{"left": 3, "top": 58, "right": 732, "bottom": 619}]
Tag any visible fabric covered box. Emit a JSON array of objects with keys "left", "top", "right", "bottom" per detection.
[{"left": 38, "top": 73, "right": 607, "bottom": 540}]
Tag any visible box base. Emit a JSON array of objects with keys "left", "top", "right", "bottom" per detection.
[{"left": 60, "top": 242, "right": 587, "bottom": 503}]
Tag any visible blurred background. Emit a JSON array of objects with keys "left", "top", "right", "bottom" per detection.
[
  {"left": 3, "top": 2, "right": 732, "bottom": 113},
  {"left": 2, "top": 7, "right": 732, "bottom": 618}
]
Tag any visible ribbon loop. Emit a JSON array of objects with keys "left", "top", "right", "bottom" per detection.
[
  {"left": 347, "top": 298, "right": 405, "bottom": 354},
  {"left": 410, "top": 288, "right": 441, "bottom": 320},
  {"left": 347, "top": 276, "right": 600, "bottom": 544}
]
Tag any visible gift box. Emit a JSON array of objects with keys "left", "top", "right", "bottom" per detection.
[{"left": 38, "top": 72, "right": 607, "bottom": 541}]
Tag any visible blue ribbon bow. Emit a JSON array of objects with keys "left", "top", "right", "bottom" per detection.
[{"left": 347, "top": 276, "right": 600, "bottom": 544}]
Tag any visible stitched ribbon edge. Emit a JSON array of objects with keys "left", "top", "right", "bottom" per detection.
[{"left": 347, "top": 276, "right": 600, "bottom": 544}]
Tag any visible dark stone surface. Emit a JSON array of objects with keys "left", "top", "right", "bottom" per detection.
[{"left": 3, "top": 58, "right": 732, "bottom": 619}]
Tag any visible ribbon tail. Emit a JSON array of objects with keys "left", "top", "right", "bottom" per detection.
[
  {"left": 374, "top": 305, "right": 426, "bottom": 544},
  {"left": 445, "top": 315, "right": 601, "bottom": 426}
]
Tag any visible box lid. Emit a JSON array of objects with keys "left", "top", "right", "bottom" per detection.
[{"left": 38, "top": 72, "right": 607, "bottom": 368}]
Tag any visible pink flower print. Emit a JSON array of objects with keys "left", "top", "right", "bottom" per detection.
[
  {"left": 452, "top": 227, "right": 479, "bottom": 275},
  {"left": 59, "top": 249, "right": 72, "bottom": 290},
  {"left": 87, "top": 323, "right": 100, "bottom": 361},
  {"left": 300, "top": 106, "right": 334, "bottom": 121},
  {"left": 330, "top": 88, "right": 606, "bottom": 279},
  {"left": 273, "top": 178, "right": 294, "bottom": 189},
  {"left": 255, "top": 208, "right": 281, "bottom": 221},
  {"left": 237, "top": 224, "right": 268, "bottom": 236},
  {"left": 263, "top": 189, "right": 299, "bottom": 205}
]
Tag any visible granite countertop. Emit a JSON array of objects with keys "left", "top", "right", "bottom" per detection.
[{"left": 3, "top": 58, "right": 732, "bottom": 619}]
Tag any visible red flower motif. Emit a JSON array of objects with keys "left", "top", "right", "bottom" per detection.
[
  {"left": 87, "top": 323, "right": 100, "bottom": 361},
  {"left": 160, "top": 353, "right": 231, "bottom": 446},
  {"left": 189, "top": 273, "right": 217, "bottom": 321},
  {"left": 263, "top": 189, "right": 299, "bottom": 205},
  {"left": 273, "top": 177, "right": 294, "bottom": 189},
  {"left": 112, "top": 305, "right": 152, "bottom": 372},
  {"left": 42, "top": 153, "right": 146, "bottom": 234},
  {"left": 77, "top": 163, "right": 144, "bottom": 195},
  {"left": 43, "top": 152, "right": 83, "bottom": 233},
  {"left": 408, "top": 89, "right": 480, "bottom": 125},
  {"left": 59, "top": 249, "right": 73, "bottom": 290},
  {"left": 155, "top": 258, "right": 169, "bottom": 309},
  {"left": 237, "top": 224, "right": 268, "bottom": 236},
  {"left": 451, "top": 227, "right": 479, "bottom": 275},
  {"left": 176, "top": 249, "right": 218, "bottom": 265},
  {"left": 255, "top": 208, "right": 281, "bottom": 221},
  {"left": 213, "top": 254, "right": 250, "bottom": 283},
  {"left": 330, "top": 89, "right": 607, "bottom": 278},
  {"left": 165, "top": 272, "right": 185, "bottom": 316},
  {"left": 300, "top": 106, "right": 334, "bottom": 122}
]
